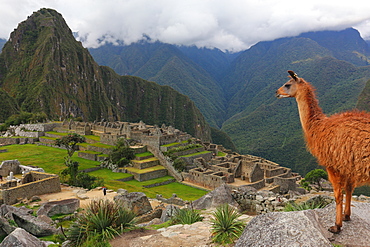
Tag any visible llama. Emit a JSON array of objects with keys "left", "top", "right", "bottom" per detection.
[{"left": 276, "top": 70, "right": 370, "bottom": 233}]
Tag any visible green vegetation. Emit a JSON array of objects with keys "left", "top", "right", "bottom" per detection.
[
  {"left": 180, "top": 151, "right": 211, "bottom": 157},
  {"left": 300, "top": 169, "right": 328, "bottom": 191},
  {"left": 170, "top": 207, "right": 203, "bottom": 225},
  {"left": 283, "top": 197, "right": 330, "bottom": 212},
  {"left": 66, "top": 199, "right": 136, "bottom": 246},
  {"left": 108, "top": 138, "right": 135, "bottom": 167},
  {"left": 210, "top": 204, "right": 245, "bottom": 245},
  {"left": 0, "top": 112, "right": 47, "bottom": 131},
  {"left": 0, "top": 144, "right": 208, "bottom": 200}
]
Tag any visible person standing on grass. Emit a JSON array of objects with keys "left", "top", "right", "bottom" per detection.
[{"left": 103, "top": 186, "right": 107, "bottom": 196}]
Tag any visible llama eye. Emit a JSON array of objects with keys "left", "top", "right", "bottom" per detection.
[{"left": 285, "top": 84, "right": 291, "bottom": 89}]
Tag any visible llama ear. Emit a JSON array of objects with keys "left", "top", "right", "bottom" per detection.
[{"left": 288, "top": 70, "right": 298, "bottom": 81}]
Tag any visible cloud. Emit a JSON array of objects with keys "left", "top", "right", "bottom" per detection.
[{"left": 1, "top": 0, "right": 370, "bottom": 52}]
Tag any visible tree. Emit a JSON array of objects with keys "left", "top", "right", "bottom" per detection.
[
  {"left": 303, "top": 169, "right": 328, "bottom": 191},
  {"left": 54, "top": 133, "right": 102, "bottom": 189},
  {"left": 108, "top": 138, "right": 135, "bottom": 167},
  {"left": 55, "top": 133, "right": 86, "bottom": 158}
]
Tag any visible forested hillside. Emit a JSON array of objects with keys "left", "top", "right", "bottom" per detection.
[
  {"left": 90, "top": 28, "right": 370, "bottom": 175},
  {"left": 0, "top": 9, "right": 211, "bottom": 141}
]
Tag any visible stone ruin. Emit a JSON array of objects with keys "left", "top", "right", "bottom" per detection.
[
  {"left": 182, "top": 154, "right": 303, "bottom": 194},
  {"left": 0, "top": 160, "right": 61, "bottom": 205}
]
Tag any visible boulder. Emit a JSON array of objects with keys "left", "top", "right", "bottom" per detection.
[
  {"left": 0, "top": 216, "right": 16, "bottom": 235},
  {"left": 192, "top": 184, "right": 238, "bottom": 209},
  {"left": 0, "top": 205, "right": 33, "bottom": 221},
  {"left": 117, "top": 188, "right": 128, "bottom": 195},
  {"left": 0, "top": 228, "right": 47, "bottom": 247},
  {"left": 114, "top": 192, "right": 152, "bottom": 216},
  {"left": 12, "top": 212, "right": 57, "bottom": 237},
  {"left": 160, "top": 205, "right": 179, "bottom": 223},
  {"left": 37, "top": 198, "right": 80, "bottom": 217},
  {"left": 236, "top": 202, "right": 370, "bottom": 247}
]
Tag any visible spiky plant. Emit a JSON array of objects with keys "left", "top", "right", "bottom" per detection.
[
  {"left": 210, "top": 204, "right": 245, "bottom": 245},
  {"left": 67, "top": 199, "right": 136, "bottom": 246},
  {"left": 170, "top": 207, "right": 204, "bottom": 225}
]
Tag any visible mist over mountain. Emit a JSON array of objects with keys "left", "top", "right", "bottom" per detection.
[
  {"left": 0, "top": 8, "right": 211, "bottom": 141},
  {"left": 90, "top": 28, "right": 370, "bottom": 175}
]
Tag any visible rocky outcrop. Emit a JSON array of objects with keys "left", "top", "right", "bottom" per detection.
[
  {"left": 0, "top": 228, "right": 47, "bottom": 247},
  {"left": 114, "top": 192, "right": 153, "bottom": 216},
  {"left": 12, "top": 212, "right": 58, "bottom": 237},
  {"left": 192, "top": 184, "right": 238, "bottom": 209},
  {"left": 37, "top": 198, "right": 80, "bottom": 217},
  {"left": 236, "top": 201, "right": 370, "bottom": 247}
]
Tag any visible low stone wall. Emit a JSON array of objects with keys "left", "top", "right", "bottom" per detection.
[
  {"left": 143, "top": 178, "right": 176, "bottom": 188},
  {"left": 128, "top": 169, "right": 168, "bottom": 182},
  {"left": 2, "top": 172, "right": 61, "bottom": 205},
  {"left": 78, "top": 151, "right": 98, "bottom": 161},
  {"left": 131, "top": 159, "right": 160, "bottom": 169},
  {"left": 0, "top": 137, "right": 38, "bottom": 146},
  {"left": 86, "top": 145, "right": 111, "bottom": 154},
  {"left": 171, "top": 147, "right": 205, "bottom": 157},
  {"left": 181, "top": 152, "right": 213, "bottom": 164}
]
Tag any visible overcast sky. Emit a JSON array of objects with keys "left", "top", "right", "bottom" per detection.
[{"left": 1, "top": 0, "right": 370, "bottom": 52}]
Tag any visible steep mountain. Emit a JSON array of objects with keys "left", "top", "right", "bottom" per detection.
[
  {"left": 89, "top": 27, "right": 370, "bottom": 175},
  {"left": 90, "top": 42, "right": 231, "bottom": 127},
  {"left": 0, "top": 39, "right": 6, "bottom": 52},
  {"left": 0, "top": 8, "right": 211, "bottom": 141}
]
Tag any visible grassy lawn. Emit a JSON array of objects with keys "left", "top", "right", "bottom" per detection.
[
  {"left": 135, "top": 152, "right": 153, "bottom": 157},
  {"left": 0, "top": 144, "right": 99, "bottom": 174},
  {"left": 126, "top": 165, "right": 165, "bottom": 174},
  {"left": 0, "top": 144, "right": 209, "bottom": 201},
  {"left": 132, "top": 157, "right": 158, "bottom": 163}
]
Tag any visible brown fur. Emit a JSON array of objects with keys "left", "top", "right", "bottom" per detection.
[{"left": 276, "top": 71, "right": 370, "bottom": 233}]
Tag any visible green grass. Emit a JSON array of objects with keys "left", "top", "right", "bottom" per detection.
[
  {"left": 180, "top": 151, "right": 211, "bottom": 157},
  {"left": 0, "top": 144, "right": 208, "bottom": 201},
  {"left": 84, "top": 135, "right": 100, "bottom": 141},
  {"left": 131, "top": 157, "right": 158, "bottom": 163},
  {"left": 88, "top": 168, "right": 133, "bottom": 180},
  {"left": 135, "top": 152, "right": 153, "bottom": 157},
  {"left": 45, "top": 131, "right": 70, "bottom": 136},
  {"left": 0, "top": 144, "right": 99, "bottom": 174},
  {"left": 88, "top": 142, "right": 114, "bottom": 149},
  {"left": 124, "top": 175, "right": 174, "bottom": 187},
  {"left": 161, "top": 142, "right": 180, "bottom": 147},
  {"left": 126, "top": 165, "right": 165, "bottom": 174}
]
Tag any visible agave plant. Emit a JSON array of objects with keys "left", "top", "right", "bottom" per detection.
[
  {"left": 210, "top": 204, "right": 245, "bottom": 245},
  {"left": 170, "top": 207, "right": 204, "bottom": 225},
  {"left": 67, "top": 199, "right": 136, "bottom": 246}
]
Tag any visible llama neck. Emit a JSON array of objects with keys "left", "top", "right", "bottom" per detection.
[{"left": 295, "top": 83, "right": 325, "bottom": 134}]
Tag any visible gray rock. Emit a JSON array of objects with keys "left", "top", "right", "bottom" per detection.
[
  {"left": 117, "top": 188, "right": 128, "bottom": 195},
  {"left": 0, "top": 205, "right": 32, "bottom": 221},
  {"left": 160, "top": 205, "right": 179, "bottom": 222},
  {"left": 114, "top": 192, "right": 152, "bottom": 216},
  {"left": 37, "top": 198, "right": 80, "bottom": 217},
  {"left": 236, "top": 202, "right": 370, "bottom": 247},
  {"left": 12, "top": 212, "right": 57, "bottom": 237},
  {"left": 0, "top": 216, "right": 16, "bottom": 235},
  {"left": 0, "top": 228, "right": 47, "bottom": 247},
  {"left": 192, "top": 184, "right": 238, "bottom": 210}
]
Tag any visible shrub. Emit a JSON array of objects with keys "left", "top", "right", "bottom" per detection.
[
  {"left": 210, "top": 204, "right": 245, "bottom": 245},
  {"left": 283, "top": 199, "right": 329, "bottom": 212},
  {"left": 67, "top": 199, "right": 136, "bottom": 246},
  {"left": 170, "top": 207, "right": 203, "bottom": 225},
  {"left": 108, "top": 138, "right": 135, "bottom": 167},
  {"left": 173, "top": 158, "right": 187, "bottom": 172}
]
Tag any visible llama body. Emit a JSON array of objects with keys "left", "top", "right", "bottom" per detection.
[{"left": 276, "top": 70, "right": 370, "bottom": 233}]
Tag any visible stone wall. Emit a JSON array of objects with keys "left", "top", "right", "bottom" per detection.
[
  {"left": 129, "top": 169, "right": 168, "bottom": 182},
  {"left": 181, "top": 152, "right": 213, "bottom": 164},
  {"left": 0, "top": 137, "right": 38, "bottom": 146},
  {"left": 1, "top": 172, "right": 61, "bottom": 205},
  {"left": 183, "top": 168, "right": 233, "bottom": 190},
  {"left": 0, "top": 160, "right": 21, "bottom": 177}
]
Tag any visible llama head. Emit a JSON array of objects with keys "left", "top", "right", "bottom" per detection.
[{"left": 275, "top": 70, "right": 304, "bottom": 98}]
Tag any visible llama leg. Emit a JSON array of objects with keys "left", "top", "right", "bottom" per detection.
[
  {"left": 327, "top": 168, "right": 343, "bottom": 233},
  {"left": 343, "top": 183, "right": 354, "bottom": 221}
]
